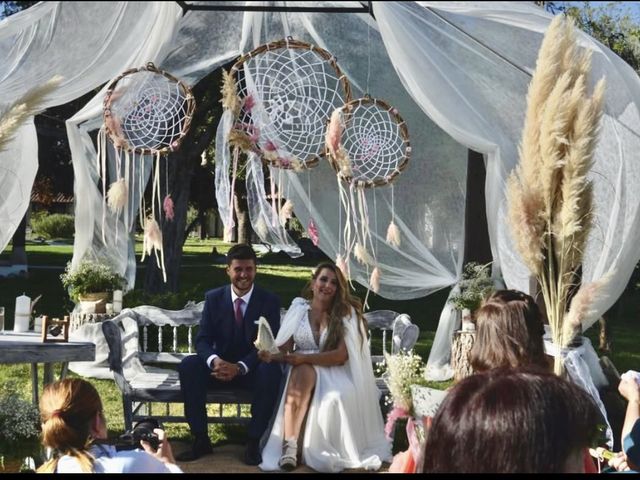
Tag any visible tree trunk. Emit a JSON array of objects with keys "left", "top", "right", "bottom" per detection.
[
  {"left": 11, "top": 212, "right": 28, "bottom": 266},
  {"left": 451, "top": 329, "right": 476, "bottom": 382},
  {"left": 142, "top": 67, "right": 222, "bottom": 294},
  {"left": 233, "top": 180, "right": 250, "bottom": 245},
  {"left": 143, "top": 149, "right": 194, "bottom": 294}
]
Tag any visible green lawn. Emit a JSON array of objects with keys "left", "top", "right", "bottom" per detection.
[{"left": 1, "top": 238, "right": 639, "bottom": 451}]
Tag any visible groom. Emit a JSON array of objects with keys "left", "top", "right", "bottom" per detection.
[{"left": 177, "top": 244, "right": 282, "bottom": 465}]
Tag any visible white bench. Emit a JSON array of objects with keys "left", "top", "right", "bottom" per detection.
[{"left": 102, "top": 305, "right": 419, "bottom": 430}]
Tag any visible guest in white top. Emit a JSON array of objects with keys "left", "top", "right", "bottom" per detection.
[{"left": 38, "top": 378, "right": 181, "bottom": 473}]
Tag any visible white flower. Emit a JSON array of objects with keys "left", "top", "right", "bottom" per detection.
[{"left": 381, "top": 351, "right": 425, "bottom": 412}]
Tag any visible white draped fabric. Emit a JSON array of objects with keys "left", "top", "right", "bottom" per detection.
[
  {"left": 260, "top": 297, "right": 391, "bottom": 472},
  {"left": 2, "top": 2, "right": 640, "bottom": 375}
]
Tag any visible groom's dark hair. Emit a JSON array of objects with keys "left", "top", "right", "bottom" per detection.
[{"left": 226, "top": 243, "right": 257, "bottom": 265}]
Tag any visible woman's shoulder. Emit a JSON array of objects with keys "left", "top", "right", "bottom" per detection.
[{"left": 288, "top": 297, "right": 310, "bottom": 309}]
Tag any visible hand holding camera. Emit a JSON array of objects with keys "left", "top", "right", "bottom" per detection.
[
  {"left": 140, "top": 428, "right": 176, "bottom": 465},
  {"left": 114, "top": 418, "right": 175, "bottom": 465}
]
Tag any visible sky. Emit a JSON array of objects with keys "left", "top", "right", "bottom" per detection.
[{"left": 559, "top": 1, "right": 640, "bottom": 21}]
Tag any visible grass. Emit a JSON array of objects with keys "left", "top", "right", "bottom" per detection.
[{"left": 1, "top": 237, "right": 639, "bottom": 454}]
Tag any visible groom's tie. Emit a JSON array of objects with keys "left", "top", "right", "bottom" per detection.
[{"left": 234, "top": 297, "right": 244, "bottom": 328}]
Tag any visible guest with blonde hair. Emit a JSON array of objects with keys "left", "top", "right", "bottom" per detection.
[
  {"left": 38, "top": 378, "right": 181, "bottom": 473},
  {"left": 469, "top": 289, "right": 549, "bottom": 373}
]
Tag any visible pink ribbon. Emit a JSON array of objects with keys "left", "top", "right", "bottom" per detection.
[{"left": 384, "top": 405, "right": 410, "bottom": 440}]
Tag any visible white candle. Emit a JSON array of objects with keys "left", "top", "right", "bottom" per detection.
[
  {"left": 14, "top": 293, "right": 31, "bottom": 332},
  {"left": 34, "top": 316, "right": 43, "bottom": 333},
  {"left": 113, "top": 290, "right": 123, "bottom": 314}
]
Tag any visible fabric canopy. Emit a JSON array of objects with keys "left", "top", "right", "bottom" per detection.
[{"left": 1, "top": 3, "right": 639, "bottom": 359}]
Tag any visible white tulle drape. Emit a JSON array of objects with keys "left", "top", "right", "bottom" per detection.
[
  {"left": 373, "top": 1, "right": 640, "bottom": 378},
  {"left": 1, "top": 3, "right": 640, "bottom": 388}
]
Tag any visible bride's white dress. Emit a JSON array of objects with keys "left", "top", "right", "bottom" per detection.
[{"left": 259, "top": 298, "right": 392, "bottom": 473}]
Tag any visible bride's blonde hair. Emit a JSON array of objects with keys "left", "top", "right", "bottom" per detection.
[{"left": 302, "top": 262, "right": 367, "bottom": 351}]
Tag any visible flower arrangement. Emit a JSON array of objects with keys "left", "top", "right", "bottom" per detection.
[
  {"left": 506, "top": 15, "right": 606, "bottom": 374},
  {"left": 60, "top": 259, "right": 126, "bottom": 302},
  {"left": 448, "top": 262, "right": 495, "bottom": 312},
  {"left": 377, "top": 351, "right": 427, "bottom": 446}
]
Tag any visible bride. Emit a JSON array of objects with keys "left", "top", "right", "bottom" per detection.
[{"left": 258, "top": 262, "right": 391, "bottom": 472}]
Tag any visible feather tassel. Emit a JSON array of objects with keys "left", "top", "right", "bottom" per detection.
[
  {"left": 279, "top": 199, "right": 294, "bottom": 226},
  {"left": 142, "top": 217, "right": 163, "bottom": 260},
  {"left": 336, "top": 253, "right": 350, "bottom": 280},
  {"left": 354, "top": 242, "right": 373, "bottom": 265},
  {"left": 163, "top": 194, "right": 175, "bottom": 221},
  {"left": 106, "top": 177, "right": 128, "bottom": 214},
  {"left": 308, "top": 219, "right": 319, "bottom": 247},
  {"left": 369, "top": 266, "right": 381, "bottom": 294},
  {"left": 325, "top": 108, "right": 343, "bottom": 156},
  {"left": 386, "top": 220, "right": 401, "bottom": 247}
]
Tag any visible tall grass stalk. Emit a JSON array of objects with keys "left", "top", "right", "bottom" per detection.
[{"left": 507, "top": 16, "right": 605, "bottom": 374}]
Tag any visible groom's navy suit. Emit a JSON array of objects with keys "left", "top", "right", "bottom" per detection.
[{"left": 178, "top": 284, "right": 282, "bottom": 441}]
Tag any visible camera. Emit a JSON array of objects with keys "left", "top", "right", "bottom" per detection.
[{"left": 115, "top": 417, "right": 162, "bottom": 451}]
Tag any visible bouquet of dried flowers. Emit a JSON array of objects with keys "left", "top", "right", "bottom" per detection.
[{"left": 507, "top": 15, "right": 606, "bottom": 373}]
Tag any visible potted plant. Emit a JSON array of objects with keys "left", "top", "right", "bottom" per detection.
[
  {"left": 60, "top": 259, "right": 126, "bottom": 314},
  {"left": 0, "top": 382, "right": 42, "bottom": 473},
  {"left": 448, "top": 262, "right": 495, "bottom": 330}
]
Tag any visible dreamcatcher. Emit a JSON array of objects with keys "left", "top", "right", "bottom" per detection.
[
  {"left": 325, "top": 95, "right": 410, "bottom": 295},
  {"left": 217, "top": 37, "right": 351, "bottom": 246},
  {"left": 100, "top": 62, "right": 195, "bottom": 281}
]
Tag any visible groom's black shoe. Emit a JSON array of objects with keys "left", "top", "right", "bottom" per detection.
[
  {"left": 176, "top": 435, "right": 213, "bottom": 462},
  {"left": 244, "top": 438, "right": 262, "bottom": 466}
]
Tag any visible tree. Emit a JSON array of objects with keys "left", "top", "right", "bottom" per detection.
[
  {"left": 142, "top": 67, "right": 225, "bottom": 294},
  {"left": 0, "top": 1, "right": 38, "bottom": 20},
  {"left": 558, "top": 2, "right": 640, "bottom": 73}
]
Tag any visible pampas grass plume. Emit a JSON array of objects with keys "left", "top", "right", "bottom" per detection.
[
  {"left": 562, "top": 275, "right": 609, "bottom": 346},
  {"left": 0, "top": 75, "right": 63, "bottom": 152}
]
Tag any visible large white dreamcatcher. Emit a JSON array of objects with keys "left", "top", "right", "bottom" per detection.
[
  {"left": 216, "top": 38, "right": 351, "bottom": 249},
  {"left": 326, "top": 95, "right": 411, "bottom": 297},
  {"left": 100, "top": 62, "right": 195, "bottom": 281}
]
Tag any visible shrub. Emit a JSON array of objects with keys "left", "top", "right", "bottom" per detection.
[
  {"left": 30, "top": 213, "right": 74, "bottom": 239},
  {"left": 123, "top": 286, "right": 204, "bottom": 311},
  {"left": 0, "top": 382, "right": 41, "bottom": 460},
  {"left": 60, "top": 260, "right": 127, "bottom": 302}
]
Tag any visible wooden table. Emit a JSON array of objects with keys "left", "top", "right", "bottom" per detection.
[{"left": 0, "top": 331, "right": 95, "bottom": 405}]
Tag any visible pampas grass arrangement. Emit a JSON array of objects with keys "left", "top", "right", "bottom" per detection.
[
  {"left": 0, "top": 75, "right": 62, "bottom": 153},
  {"left": 507, "top": 15, "right": 606, "bottom": 374}
]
